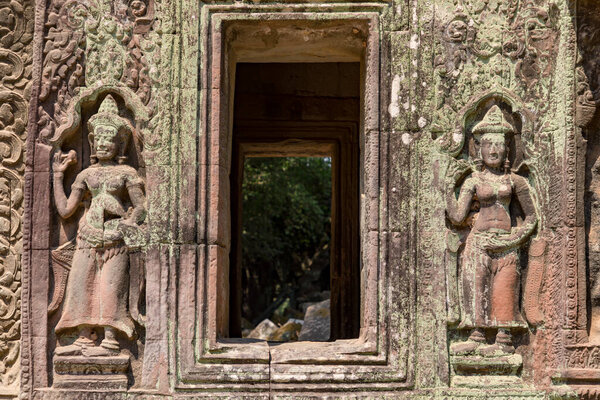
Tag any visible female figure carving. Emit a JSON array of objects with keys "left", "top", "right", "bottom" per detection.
[
  {"left": 446, "top": 105, "right": 537, "bottom": 356},
  {"left": 52, "top": 95, "right": 146, "bottom": 357}
]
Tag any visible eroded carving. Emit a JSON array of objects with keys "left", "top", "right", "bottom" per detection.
[
  {"left": 0, "top": 0, "right": 31, "bottom": 392},
  {"left": 50, "top": 94, "right": 146, "bottom": 387},
  {"left": 432, "top": 0, "right": 559, "bottom": 140},
  {"left": 579, "top": 0, "right": 600, "bottom": 347},
  {"left": 446, "top": 105, "right": 537, "bottom": 358},
  {"left": 38, "top": 0, "right": 155, "bottom": 142}
]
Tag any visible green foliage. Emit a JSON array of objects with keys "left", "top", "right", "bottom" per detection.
[{"left": 241, "top": 157, "right": 331, "bottom": 324}]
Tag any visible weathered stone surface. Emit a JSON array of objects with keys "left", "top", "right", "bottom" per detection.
[
  {"left": 0, "top": 0, "right": 32, "bottom": 395},
  {"left": 246, "top": 319, "right": 278, "bottom": 341},
  {"left": 298, "top": 299, "right": 330, "bottom": 342},
  {"left": 270, "top": 319, "right": 303, "bottom": 342},
  {"left": 53, "top": 354, "right": 129, "bottom": 389}
]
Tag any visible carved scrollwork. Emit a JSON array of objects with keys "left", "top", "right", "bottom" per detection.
[
  {"left": 576, "top": 63, "right": 596, "bottom": 128},
  {"left": 0, "top": 0, "right": 30, "bottom": 391},
  {"left": 38, "top": 0, "right": 87, "bottom": 141},
  {"left": 432, "top": 0, "right": 558, "bottom": 141},
  {"left": 0, "top": 0, "right": 33, "bottom": 51},
  {"left": 38, "top": 0, "right": 156, "bottom": 143},
  {"left": 0, "top": 50, "right": 24, "bottom": 87},
  {"left": 568, "top": 345, "right": 600, "bottom": 370}
]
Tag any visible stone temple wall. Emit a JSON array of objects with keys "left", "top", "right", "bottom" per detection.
[{"left": 1, "top": 0, "right": 600, "bottom": 398}]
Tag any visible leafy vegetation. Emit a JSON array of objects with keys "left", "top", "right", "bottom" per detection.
[{"left": 241, "top": 157, "right": 332, "bottom": 325}]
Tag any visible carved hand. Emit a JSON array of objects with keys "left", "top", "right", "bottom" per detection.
[
  {"left": 103, "top": 230, "right": 124, "bottom": 246},
  {"left": 480, "top": 227, "right": 533, "bottom": 253},
  {"left": 479, "top": 232, "right": 516, "bottom": 253},
  {"left": 52, "top": 150, "right": 77, "bottom": 174},
  {"left": 445, "top": 159, "right": 471, "bottom": 185}
]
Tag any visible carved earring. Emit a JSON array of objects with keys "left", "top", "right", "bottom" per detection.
[
  {"left": 474, "top": 157, "right": 483, "bottom": 171},
  {"left": 118, "top": 135, "right": 129, "bottom": 165},
  {"left": 504, "top": 157, "right": 511, "bottom": 173},
  {"left": 88, "top": 133, "right": 97, "bottom": 164}
]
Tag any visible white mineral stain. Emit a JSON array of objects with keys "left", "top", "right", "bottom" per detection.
[
  {"left": 409, "top": 33, "right": 419, "bottom": 49},
  {"left": 453, "top": 131, "right": 462, "bottom": 143},
  {"left": 388, "top": 74, "right": 401, "bottom": 118}
]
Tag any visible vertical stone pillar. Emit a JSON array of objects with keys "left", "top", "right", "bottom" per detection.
[{"left": 0, "top": 0, "right": 33, "bottom": 397}]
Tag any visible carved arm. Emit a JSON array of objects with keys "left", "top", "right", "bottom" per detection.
[
  {"left": 125, "top": 183, "right": 146, "bottom": 225},
  {"left": 52, "top": 151, "right": 84, "bottom": 219},
  {"left": 446, "top": 176, "right": 475, "bottom": 225}
]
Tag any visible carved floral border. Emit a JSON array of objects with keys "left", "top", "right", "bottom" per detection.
[{"left": 0, "top": 0, "right": 33, "bottom": 395}]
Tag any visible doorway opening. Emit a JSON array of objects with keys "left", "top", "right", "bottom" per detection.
[{"left": 229, "top": 63, "right": 360, "bottom": 341}]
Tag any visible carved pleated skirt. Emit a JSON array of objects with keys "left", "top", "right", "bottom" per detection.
[
  {"left": 458, "top": 232, "right": 527, "bottom": 330},
  {"left": 55, "top": 241, "right": 135, "bottom": 339}
]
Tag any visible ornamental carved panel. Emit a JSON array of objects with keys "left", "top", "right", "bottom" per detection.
[{"left": 0, "top": 0, "right": 32, "bottom": 396}]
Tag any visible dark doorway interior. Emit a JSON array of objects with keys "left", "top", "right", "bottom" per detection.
[{"left": 230, "top": 63, "right": 360, "bottom": 341}]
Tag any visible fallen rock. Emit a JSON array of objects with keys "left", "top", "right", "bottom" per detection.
[
  {"left": 299, "top": 302, "right": 317, "bottom": 314},
  {"left": 298, "top": 299, "right": 330, "bottom": 341},
  {"left": 247, "top": 319, "right": 278, "bottom": 340},
  {"left": 270, "top": 319, "right": 303, "bottom": 342}
]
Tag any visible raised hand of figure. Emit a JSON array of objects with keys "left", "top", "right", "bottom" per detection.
[
  {"left": 52, "top": 150, "right": 77, "bottom": 174},
  {"left": 445, "top": 159, "right": 472, "bottom": 185}
]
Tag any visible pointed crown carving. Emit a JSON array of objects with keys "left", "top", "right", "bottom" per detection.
[{"left": 472, "top": 105, "right": 514, "bottom": 142}]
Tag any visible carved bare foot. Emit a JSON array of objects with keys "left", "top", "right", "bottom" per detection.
[
  {"left": 55, "top": 335, "right": 94, "bottom": 356},
  {"left": 82, "top": 327, "right": 120, "bottom": 357},
  {"left": 450, "top": 340, "right": 480, "bottom": 355},
  {"left": 82, "top": 345, "right": 120, "bottom": 357},
  {"left": 478, "top": 343, "right": 515, "bottom": 356},
  {"left": 478, "top": 329, "right": 515, "bottom": 356},
  {"left": 450, "top": 329, "right": 485, "bottom": 355},
  {"left": 55, "top": 343, "right": 83, "bottom": 356}
]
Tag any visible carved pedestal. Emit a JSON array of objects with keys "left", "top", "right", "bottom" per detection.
[
  {"left": 451, "top": 354, "right": 523, "bottom": 388},
  {"left": 551, "top": 344, "right": 600, "bottom": 398},
  {"left": 53, "top": 355, "right": 130, "bottom": 389}
]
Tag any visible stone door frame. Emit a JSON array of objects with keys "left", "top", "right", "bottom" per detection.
[{"left": 175, "top": 3, "right": 414, "bottom": 392}]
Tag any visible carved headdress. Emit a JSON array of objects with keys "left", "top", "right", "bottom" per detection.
[
  {"left": 471, "top": 105, "right": 514, "bottom": 171},
  {"left": 472, "top": 105, "right": 514, "bottom": 142},
  {"left": 87, "top": 95, "right": 134, "bottom": 164}
]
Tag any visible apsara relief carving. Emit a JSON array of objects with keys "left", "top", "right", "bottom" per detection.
[
  {"left": 442, "top": 99, "right": 539, "bottom": 386},
  {"left": 48, "top": 92, "right": 147, "bottom": 388},
  {"left": 8, "top": 0, "right": 600, "bottom": 396},
  {"left": 446, "top": 105, "right": 537, "bottom": 355},
  {"left": 431, "top": 1, "right": 586, "bottom": 390},
  {"left": 20, "top": 0, "right": 160, "bottom": 390},
  {"left": 51, "top": 94, "right": 146, "bottom": 355}
]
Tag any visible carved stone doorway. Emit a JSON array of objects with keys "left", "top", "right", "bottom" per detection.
[{"left": 229, "top": 63, "right": 360, "bottom": 341}]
